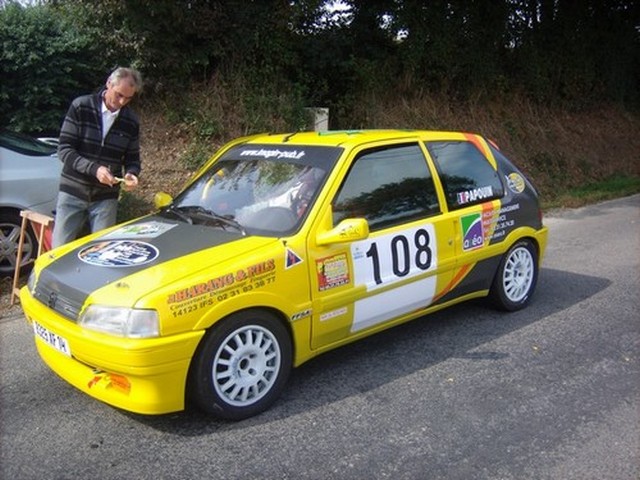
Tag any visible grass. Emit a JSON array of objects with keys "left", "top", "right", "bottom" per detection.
[{"left": 542, "top": 174, "right": 640, "bottom": 210}]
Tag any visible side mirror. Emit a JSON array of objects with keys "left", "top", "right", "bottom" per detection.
[
  {"left": 154, "top": 192, "right": 173, "bottom": 209},
  {"left": 316, "top": 218, "right": 369, "bottom": 246}
]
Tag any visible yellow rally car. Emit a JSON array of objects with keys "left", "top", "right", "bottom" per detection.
[{"left": 20, "top": 130, "right": 548, "bottom": 420}]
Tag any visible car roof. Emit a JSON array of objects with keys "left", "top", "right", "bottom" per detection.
[{"left": 239, "top": 129, "right": 482, "bottom": 148}]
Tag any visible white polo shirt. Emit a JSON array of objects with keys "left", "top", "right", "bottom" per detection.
[{"left": 101, "top": 101, "right": 120, "bottom": 140}]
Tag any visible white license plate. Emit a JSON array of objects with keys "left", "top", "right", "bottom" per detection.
[{"left": 33, "top": 321, "right": 72, "bottom": 357}]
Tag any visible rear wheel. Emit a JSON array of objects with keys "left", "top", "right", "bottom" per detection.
[
  {"left": 489, "top": 239, "right": 538, "bottom": 311},
  {"left": 0, "top": 210, "right": 37, "bottom": 277},
  {"left": 189, "top": 310, "right": 292, "bottom": 420}
]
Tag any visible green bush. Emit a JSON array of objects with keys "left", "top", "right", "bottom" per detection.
[
  {"left": 0, "top": 2, "right": 106, "bottom": 134},
  {"left": 158, "top": 70, "right": 311, "bottom": 171}
]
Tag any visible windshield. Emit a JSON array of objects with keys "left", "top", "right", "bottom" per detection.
[
  {"left": 166, "top": 144, "right": 342, "bottom": 235},
  {"left": 0, "top": 130, "right": 57, "bottom": 156}
]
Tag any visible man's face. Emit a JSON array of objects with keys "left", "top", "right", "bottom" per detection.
[{"left": 104, "top": 79, "right": 136, "bottom": 112}]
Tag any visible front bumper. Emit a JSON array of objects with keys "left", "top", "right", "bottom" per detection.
[{"left": 20, "top": 287, "right": 205, "bottom": 415}]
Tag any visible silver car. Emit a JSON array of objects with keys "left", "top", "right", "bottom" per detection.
[{"left": 0, "top": 130, "right": 60, "bottom": 276}]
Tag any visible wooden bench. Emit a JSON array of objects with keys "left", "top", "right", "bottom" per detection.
[{"left": 10, "top": 210, "right": 54, "bottom": 306}]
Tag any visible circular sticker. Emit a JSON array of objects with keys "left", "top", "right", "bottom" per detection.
[
  {"left": 506, "top": 172, "right": 526, "bottom": 194},
  {"left": 78, "top": 240, "right": 159, "bottom": 267}
]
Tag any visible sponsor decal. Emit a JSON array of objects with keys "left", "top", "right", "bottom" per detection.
[
  {"left": 101, "top": 221, "right": 177, "bottom": 239},
  {"left": 338, "top": 222, "right": 365, "bottom": 239},
  {"left": 87, "top": 370, "right": 130, "bottom": 393},
  {"left": 461, "top": 213, "right": 484, "bottom": 251},
  {"left": 168, "top": 273, "right": 235, "bottom": 304},
  {"left": 481, "top": 203, "right": 500, "bottom": 242},
  {"left": 316, "top": 253, "right": 350, "bottom": 291},
  {"left": 167, "top": 259, "right": 276, "bottom": 317},
  {"left": 460, "top": 201, "right": 521, "bottom": 250},
  {"left": 499, "top": 203, "right": 520, "bottom": 214},
  {"left": 506, "top": 173, "right": 526, "bottom": 194},
  {"left": 481, "top": 202, "right": 520, "bottom": 242},
  {"left": 320, "top": 307, "right": 348, "bottom": 322},
  {"left": 240, "top": 148, "right": 305, "bottom": 160},
  {"left": 285, "top": 248, "right": 303, "bottom": 269},
  {"left": 457, "top": 186, "right": 494, "bottom": 205},
  {"left": 78, "top": 241, "right": 159, "bottom": 267},
  {"left": 492, "top": 203, "right": 520, "bottom": 238},
  {"left": 291, "top": 309, "right": 312, "bottom": 321}
]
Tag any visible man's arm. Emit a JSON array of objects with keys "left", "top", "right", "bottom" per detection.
[{"left": 57, "top": 98, "right": 101, "bottom": 179}]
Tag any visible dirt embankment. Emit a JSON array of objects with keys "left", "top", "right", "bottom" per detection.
[{"left": 135, "top": 98, "right": 640, "bottom": 214}]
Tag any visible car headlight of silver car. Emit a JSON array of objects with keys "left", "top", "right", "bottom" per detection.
[{"left": 78, "top": 305, "right": 159, "bottom": 338}]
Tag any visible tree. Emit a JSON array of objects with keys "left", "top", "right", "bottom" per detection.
[
  {"left": 509, "top": 0, "right": 639, "bottom": 106},
  {"left": 0, "top": 2, "right": 105, "bottom": 133},
  {"left": 2, "top": 0, "right": 637, "bottom": 136}
]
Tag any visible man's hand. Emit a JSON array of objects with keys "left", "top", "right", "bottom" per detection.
[
  {"left": 122, "top": 172, "right": 139, "bottom": 191},
  {"left": 96, "top": 165, "right": 117, "bottom": 186}
]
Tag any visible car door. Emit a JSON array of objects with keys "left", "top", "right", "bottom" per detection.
[
  {"left": 423, "top": 135, "right": 508, "bottom": 300},
  {"left": 305, "top": 142, "right": 456, "bottom": 350}
]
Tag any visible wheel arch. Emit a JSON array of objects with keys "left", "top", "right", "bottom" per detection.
[
  {"left": 489, "top": 234, "right": 541, "bottom": 311},
  {"left": 184, "top": 304, "right": 296, "bottom": 401},
  {"left": 184, "top": 305, "right": 295, "bottom": 414},
  {"left": 0, "top": 206, "right": 40, "bottom": 276},
  {"left": 0, "top": 205, "right": 23, "bottom": 216},
  {"left": 501, "top": 227, "right": 544, "bottom": 263}
]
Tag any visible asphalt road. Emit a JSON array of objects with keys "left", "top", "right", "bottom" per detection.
[{"left": 1, "top": 195, "right": 638, "bottom": 480}]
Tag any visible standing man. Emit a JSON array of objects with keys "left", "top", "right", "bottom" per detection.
[{"left": 52, "top": 67, "right": 143, "bottom": 248}]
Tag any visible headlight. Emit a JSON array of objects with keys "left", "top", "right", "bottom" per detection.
[{"left": 78, "top": 306, "right": 159, "bottom": 338}]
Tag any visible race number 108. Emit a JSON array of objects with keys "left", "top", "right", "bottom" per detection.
[{"left": 365, "top": 228, "right": 433, "bottom": 285}]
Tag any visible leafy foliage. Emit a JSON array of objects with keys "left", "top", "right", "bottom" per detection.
[
  {"left": 168, "top": 69, "right": 311, "bottom": 170},
  {"left": 1, "top": 0, "right": 638, "bottom": 136},
  {"left": 0, "top": 2, "right": 105, "bottom": 134}
]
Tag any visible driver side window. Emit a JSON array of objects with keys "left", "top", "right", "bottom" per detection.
[{"left": 332, "top": 144, "right": 439, "bottom": 231}]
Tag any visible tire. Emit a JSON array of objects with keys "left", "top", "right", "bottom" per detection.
[
  {"left": 0, "top": 210, "right": 38, "bottom": 277},
  {"left": 489, "top": 239, "right": 538, "bottom": 311},
  {"left": 189, "top": 310, "right": 292, "bottom": 420}
]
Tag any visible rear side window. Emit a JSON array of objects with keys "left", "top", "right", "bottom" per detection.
[
  {"left": 426, "top": 141, "right": 504, "bottom": 210},
  {"left": 333, "top": 143, "right": 439, "bottom": 231}
]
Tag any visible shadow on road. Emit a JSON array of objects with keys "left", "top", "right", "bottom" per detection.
[{"left": 123, "top": 266, "right": 611, "bottom": 435}]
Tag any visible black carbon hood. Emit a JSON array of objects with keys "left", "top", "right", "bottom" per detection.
[{"left": 32, "top": 216, "right": 248, "bottom": 320}]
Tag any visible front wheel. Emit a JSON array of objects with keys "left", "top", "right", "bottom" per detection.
[
  {"left": 489, "top": 239, "right": 539, "bottom": 311},
  {"left": 189, "top": 310, "right": 292, "bottom": 420}
]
